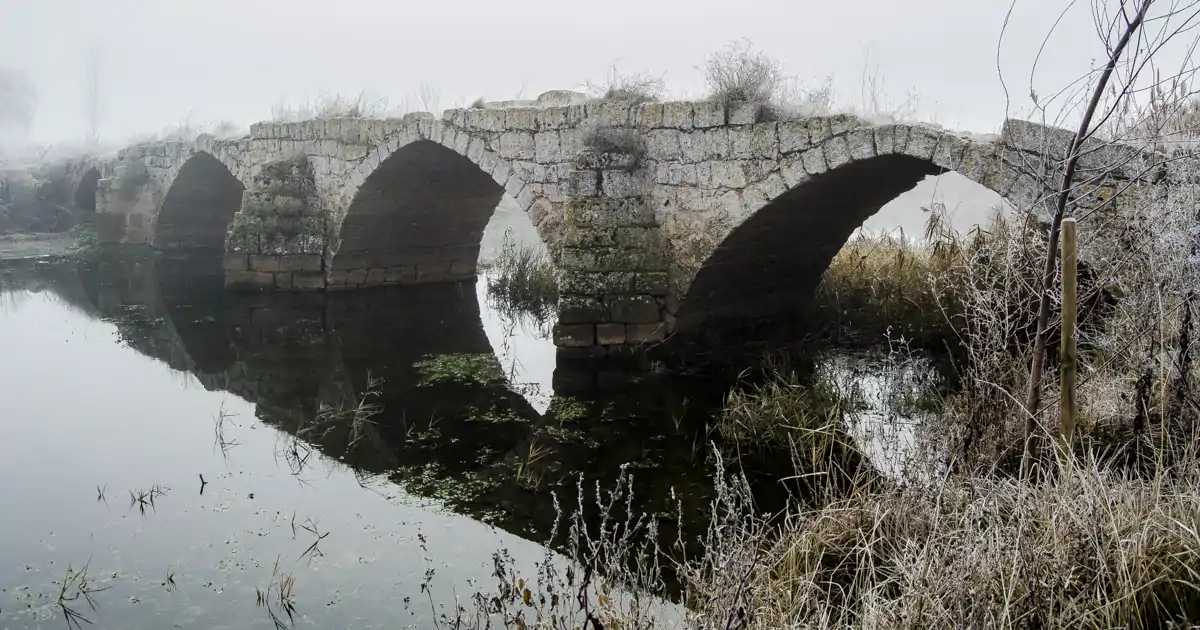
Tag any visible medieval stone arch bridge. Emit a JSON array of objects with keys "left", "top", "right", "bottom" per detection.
[{"left": 73, "top": 95, "right": 1185, "bottom": 354}]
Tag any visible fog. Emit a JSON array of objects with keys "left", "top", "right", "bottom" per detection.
[{"left": 1, "top": 0, "right": 1130, "bottom": 145}]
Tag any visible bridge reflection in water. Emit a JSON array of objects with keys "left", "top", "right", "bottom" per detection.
[{"left": 67, "top": 248, "right": 729, "bottom": 547}]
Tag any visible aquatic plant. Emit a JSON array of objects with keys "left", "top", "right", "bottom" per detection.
[
  {"left": 55, "top": 558, "right": 111, "bottom": 630},
  {"left": 483, "top": 229, "right": 558, "bottom": 324},
  {"left": 413, "top": 352, "right": 505, "bottom": 387}
]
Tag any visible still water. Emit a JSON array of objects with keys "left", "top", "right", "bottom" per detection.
[
  {"left": 0, "top": 239, "right": 938, "bottom": 628},
  {"left": 0, "top": 248, "right": 739, "bottom": 629}
]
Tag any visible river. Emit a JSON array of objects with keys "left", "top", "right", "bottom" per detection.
[{"left": 0, "top": 190, "right": 956, "bottom": 629}]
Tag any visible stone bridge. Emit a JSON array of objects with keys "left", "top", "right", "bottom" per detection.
[{"left": 74, "top": 98, "right": 1186, "bottom": 354}]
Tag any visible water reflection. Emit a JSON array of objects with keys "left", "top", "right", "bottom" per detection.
[
  {"left": 0, "top": 244, "right": 948, "bottom": 628},
  {"left": 0, "top": 250, "right": 726, "bottom": 629}
]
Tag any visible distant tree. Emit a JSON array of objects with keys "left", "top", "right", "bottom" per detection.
[
  {"left": 83, "top": 44, "right": 103, "bottom": 147},
  {"left": 0, "top": 67, "right": 37, "bottom": 139}
]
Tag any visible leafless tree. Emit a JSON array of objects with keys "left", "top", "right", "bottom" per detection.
[
  {"left": 998, "top": 0, "right": 1200, "bottom": 477},
  {"left": 0, "top": 66, "right": 37, "bottom": 142},
  {"left": 83, "top": 43, "right": 103, "bottom": 148}
]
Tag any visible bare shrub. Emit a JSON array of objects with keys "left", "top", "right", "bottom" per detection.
[
  {"left": 704, "top": 39, "right": 835, "bottom": 122},
  {"left": 125, "top": 118, "right": 246, "bottom": 146},
  {"left": 704, "top": 39, "right": 785, "bottom": 107},
  {"left": 269, "top": 90, "right": 397, "bottom": 121},
  {"left": 586, "top": 65, "right": 666, "bottom": 105},
  {"left": 469, "top": 96, "right": 486, "bottom": 109}
]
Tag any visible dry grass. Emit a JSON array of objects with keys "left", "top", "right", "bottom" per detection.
[
  {"left": 484, "top": 229, "right": 558, "bottom": 323},
  {"left": 703, "top": 39, "right": 834, "bottom": 122},
  {"left": 711, "top": 449, "right": 1200, "bottom": 629},
  {"left": 586, "top": 65, "right": 667, "bottom": 105},
  {"left": 269, "top": 90, "right": 399, "bottom": 121}
]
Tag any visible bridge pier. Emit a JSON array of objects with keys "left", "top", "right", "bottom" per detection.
[
  {"left": 553, "top": 150, "right": 671, "bottom": 357},
  {"left": 224, "top": 155, "right": 328, "bottom": 291}
]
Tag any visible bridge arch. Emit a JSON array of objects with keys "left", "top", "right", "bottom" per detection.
[
  {"left": 152, "top": 150, "right": 246, "bottom": 252},
  {"left": 672, "top": 123, "right": 1030, "bottom": 333},
  {"left": 329, "top": 130, "right": 554, "bottom": 287},
  {"left": 73, "top": 167, "right": 101, "bottom": 214}
]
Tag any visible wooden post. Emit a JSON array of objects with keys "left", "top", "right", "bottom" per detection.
[{"left": 1059, "top": 218, "right": 1078, "bottom": 449}]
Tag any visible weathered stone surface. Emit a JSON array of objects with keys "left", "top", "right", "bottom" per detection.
[{"left": 92, "top": 102, "right": 1174, "bottom": 354}]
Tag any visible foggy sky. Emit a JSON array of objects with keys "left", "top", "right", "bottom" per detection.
[{"left": 0, "top": 0, "right": 1157, "bottom": 144}]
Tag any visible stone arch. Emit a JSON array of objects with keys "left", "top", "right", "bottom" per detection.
[
  {"left": 671, "top": 122, "right": 1022, "bottom": 333},
  {"left": 152, "top": 150, "right": 246, "bottom": 251},
  {"left": 328, "top": 128, "right": 552, "bottom": 288},
  {"left": 73, "top": 167, "right": 101, "bottom": 213}
]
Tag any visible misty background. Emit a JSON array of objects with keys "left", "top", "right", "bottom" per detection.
[
  {"left": 0, "top": 0, "right": 1128, "bottom": 144},
  {"left": 3, "top": 0, "right": 1185, "bottom": 237}
]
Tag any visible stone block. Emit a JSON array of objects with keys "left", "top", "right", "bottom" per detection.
[
  {"left": 292, "top": 273, "right": 326, "bottom": 290},
  {"left": 644, "top": 130, "right": 683, "bottom": 161},
  {"left": 417, "top": 261, "right": 450, "bottom": 282},
  {"left": 957, "top": 144, "right": 998, "bottom": 184},
  {"left": 807, "top": 117, "right": 832, "bottom": 145},
  {"left": 632, "top": 103, "right": 664, "bottom": 128},
  {"left": 828, "top": 113, "right": 861, "bottom": 137},
  {"left": 365, "top": 268, "right": 389, "bottom": 285},
  {"left": 846, "top": 128, "right": 877, "bottom": 161},
  {"left": 563, "top": 225, "right": 615, "bottom": 247},
  {"left": 559, "top": 270, "right": 635, "bottom": 295},
  {"left": 511, "top": 160, "right": 539, "bottom": 184},
  {"left": 824, "top": 135, "right": 852, "bottom": 170},
  {"left": 933, "top": 134, "right": 970, "bottom": 172},
  {"left": 560, "top": 246, "right": 668, "bottom": 273},
  {"left": 250, "top": 255, "right": 282, "bottom": 272},
  {"left": 274, "top": 273, "right": 294, "bottom": 290},
  {"left": 327, "top": 270, "right": 349, "bottom": 287},
  {"left": 693, "top": 101, "right": 726, "bottom": 128},
  {"left": 224, "top": 253, "right": 250, "bottom": 271},
  {"left": 467, "top": 137, "right": 486, "bottom": 162},
  {"left": 607, "top": 295, "right": 661, "bottom": 323},
  {"left": 553, "top": 324, "right": 595, "bottom": 347},
  {"left": 564, "top": 197, "right": 654, "bottom": 228},
  {"left": 724, "top": 101, "right": 759, "bottom": 125},
  {"left": 596, "top": 102, "right": 632, "bottom": 127},
  {"left": 537, "top": 106, "right": 570, "bottom": 130},
  {"left": 905, "top": 125, "right": 942, "bottom": 160},
  {"left": 707, "top": 161, "right": 749, "bottom": 188},
  {"left": 596, "top": 323, "right": 627, "bottom": 345},
  {"left": 226, "top": 270, "right": 275, "bottom": 289},
  {"left": 778, "top": 120, "right": 811, "bottom": 154},
  {"left": 385, "top": 266, "right": 417, "bottom": 284},
  {"left": 781, "top": 154, "right": 808, "bottom": 188},
  {"left": 450, "top": 259, "right": 477, "bottom": 275},
  {"left": 632, "top": 272, "right": 669, "bottom": 296},
  {"left": 626, "top": 322, "right": 666, "bottom": 343},
  {"left": 506, "top": 108, "right": 538, "bottom": 130},
  {"left": 559, "top": 296, "right": 609, "bottom": 324},
  {"left": 564, "top": 169, "right": 597, "bottom": 196},
  {"left": 467, "top": 108, "right": 506, "bottom": 132},
  {"left": 534, "top": 131, "right": 562, "bottom": 163},
  {"left": 661, "top": 102, "right": 695, "bottom": 129},
  {"left": 601, "top": 169, "right": 642, "bottom": 198},
  {"left": 346, "top": 269, "right": 368, "bottom": 285},
  {"left": 679, "top": 129, "right": 729, "bottom": 162},
  {"left": 801, "top": 146, "right": 828, "bottom": 175}
]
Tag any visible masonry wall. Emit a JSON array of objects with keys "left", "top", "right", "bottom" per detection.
[{"left": 94, "top": 101, "right": 1180, "bottom": 352}]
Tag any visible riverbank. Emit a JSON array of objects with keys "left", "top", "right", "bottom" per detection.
[{"left": 0, "top": 232, "right": 80, "bottom": 261}]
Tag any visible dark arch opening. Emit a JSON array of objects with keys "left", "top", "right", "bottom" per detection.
[
  {"left": 674, "top": 153, "right": 946, "bottom": 334},
  {"left": 74, "top": 168, "right": 100, "bottom": 213},
  {"left": 153, "top": 152, "right": 244, "bottom": 252},
  {"left": 332, "top": 140, "right": 506, "bottom": 285}
]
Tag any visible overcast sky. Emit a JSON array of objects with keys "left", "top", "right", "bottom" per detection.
[{"left": 0, "top": 0, "right": 1175, "bottom": 144}]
